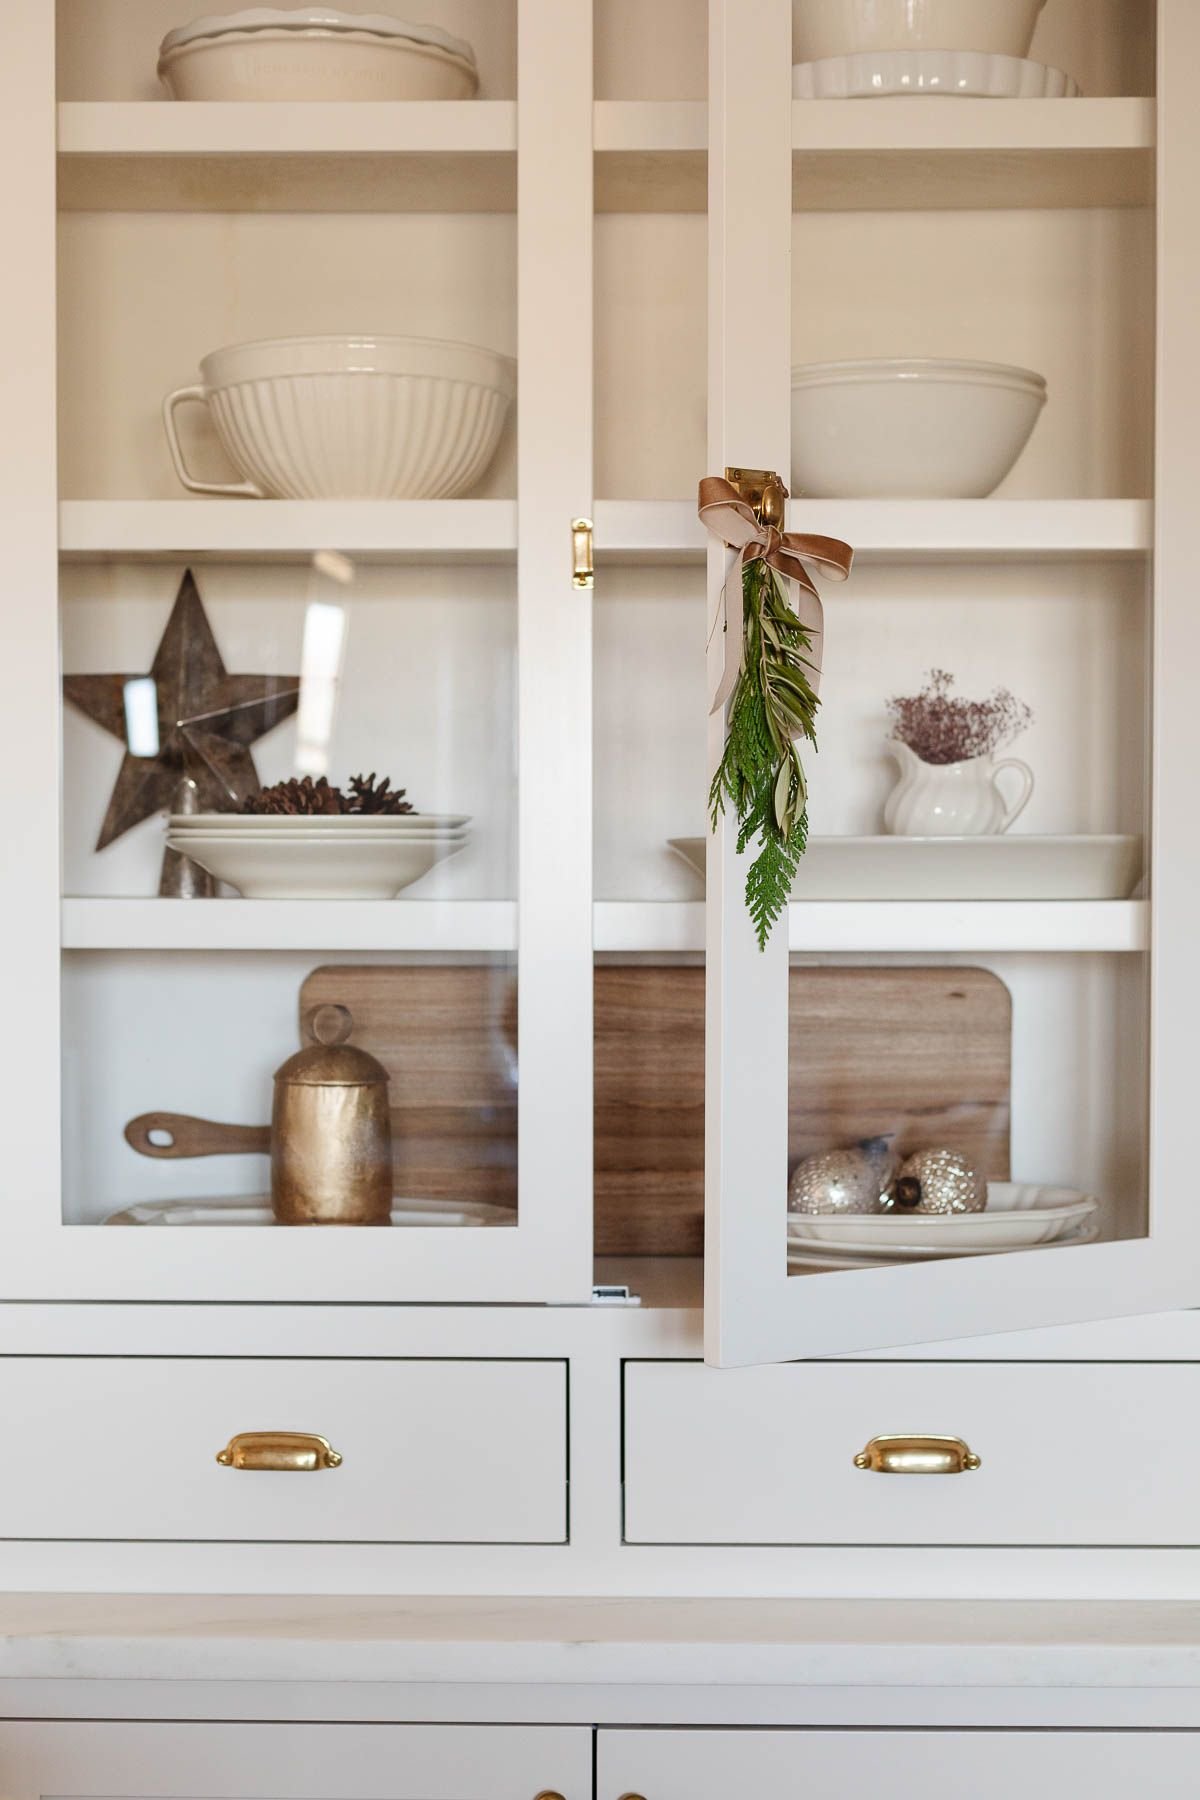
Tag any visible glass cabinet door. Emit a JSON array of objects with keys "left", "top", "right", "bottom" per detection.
[
  {"left": 1, "top": 0, "right": 594, "bottom": 1302},
  {"left": 704, "top": 0, "right": 1199, "bottom": 1365}
]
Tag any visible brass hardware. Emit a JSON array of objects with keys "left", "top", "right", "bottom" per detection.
[
  {"left": 854, "top": 1434, "right": 980, "bottom": 1475},
  {"left": 724, "top": 465, "right": 788, "bottom": 530},
  {"left": 571, "top": 518, "right": 594, "bottom": 589},
  {"left": 216, "top": 1431, "right": 343, "bottom": 1472}
]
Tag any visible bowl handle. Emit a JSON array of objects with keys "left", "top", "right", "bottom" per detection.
[{"left": 163, "top": 385, "right": 263, "bottom": 497}]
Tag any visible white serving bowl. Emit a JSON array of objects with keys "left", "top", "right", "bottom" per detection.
[
  {"left": 791, "top": 357, "right": 1046, "bottom": 499},
  {"left": 164, "top": 335, "right": 515, "bottom": 500},
  {"left": 793, "top": 0, "right": 1046, "bottom": 62},
  {"left": 165, "top": 830, "right": 465, "bottom": 898},
  {"left": 159, "top": 8, "right": 478, "bottom": 101}
]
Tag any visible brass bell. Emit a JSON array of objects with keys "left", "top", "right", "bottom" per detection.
[{"left": 271, "top": 1005, "right": 394, "bottom": 1226}]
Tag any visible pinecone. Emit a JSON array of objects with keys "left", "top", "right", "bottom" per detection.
[
  {"left": 241, "top": 776, "right": 347, "bottom": 816},
  {"left": 347, "top": 773, "right": 416, "bottom": 815}
]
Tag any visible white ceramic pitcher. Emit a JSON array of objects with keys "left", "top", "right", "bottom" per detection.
[{"left": 883, "top": 739, "right": 1034, "bottom": 836}]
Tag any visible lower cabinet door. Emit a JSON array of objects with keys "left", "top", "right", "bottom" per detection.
[
  {"left": 599, "top": 1728, "right": 1200, "bottom": 1798},
  {"left": 0, "top": 1721, "right": 590, "bottom": 1800}
]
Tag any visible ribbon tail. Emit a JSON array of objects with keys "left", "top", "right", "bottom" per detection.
[{"left": 708, "top": 559, "right": 745, "bottom": 716}]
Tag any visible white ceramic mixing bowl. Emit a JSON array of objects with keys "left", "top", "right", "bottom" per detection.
[
  {"left": 164, "top": 334, "right": 516, "bottom": 500},
  {"left": 793, "top": 0, "right": 1046, "bottom": 62},
  {"left": 790, "top": 357, "right": 1047, "bottom": 499}
]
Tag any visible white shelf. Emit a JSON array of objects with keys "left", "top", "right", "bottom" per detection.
[
  {"left": 62, "top": 897, "right": 1147, "bottom": 955},
  {"left": 59, "top": 499, "right": 1151, "bottom": 567},
  {"left": 56, "top": 99, "right": 1151, "bottom": 217},
  {"left": 61, "top": 899, "right": 518, "bottom": 954},
  {"left": 791, "top": 98, "right": 1154, "bottom": 211},
  {"left": 59, "top": 500, "right": 518, "bottom": 565}
]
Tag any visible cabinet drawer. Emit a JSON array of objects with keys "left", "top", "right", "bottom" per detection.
[
  {"left": 0, "top": 1358, "right": 566, "bottom": 1543},
  {"left": 600, "top": 1729, "right": 1200, "bottom": 1798},
  {"left": 623, "top": 1359, "right": 1196, "bottom": 1546}
]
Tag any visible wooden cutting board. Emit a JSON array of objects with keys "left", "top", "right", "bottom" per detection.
[{"left": 299, "top": 965, "right": 1011, "bottom": 1256}]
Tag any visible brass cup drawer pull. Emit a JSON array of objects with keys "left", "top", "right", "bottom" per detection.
[
  {"left": 854, "top": 1434, "right": 980, "bottom": 1475},
  {"left": 216, "top": 1431, "right": 343, "bottom": 1472}
]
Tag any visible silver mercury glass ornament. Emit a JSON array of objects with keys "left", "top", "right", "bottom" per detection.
[
  {"left": 882, "top": 1147, "right": 987, "bottom": 1215},
  {"left": 788, "top": 1137, "right": 900, "bottom": 1216}
]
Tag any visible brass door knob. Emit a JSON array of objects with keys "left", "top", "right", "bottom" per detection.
[
  {"left": 854, "top": 1434, "right": 980, "bottom": 1475},
  {"left": 216, "top": 1431, "right": 342, "bottom": 1471}
]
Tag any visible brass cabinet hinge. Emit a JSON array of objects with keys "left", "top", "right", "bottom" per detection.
[{"left": 571, "top": 517, "right": 594, "bottom": 588}]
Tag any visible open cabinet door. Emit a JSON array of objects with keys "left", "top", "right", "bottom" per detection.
[{"left": 704, "top": 0, "right": 1200, "bottom": 1366}]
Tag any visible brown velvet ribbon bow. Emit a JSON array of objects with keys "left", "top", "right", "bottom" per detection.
[{"left": 698, "top": 475, "right": 854, "bottom": 714}]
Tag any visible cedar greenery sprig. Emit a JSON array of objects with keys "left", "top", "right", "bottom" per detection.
[{"left": 709, "top": 557, "right": 820, "bottom": 950}]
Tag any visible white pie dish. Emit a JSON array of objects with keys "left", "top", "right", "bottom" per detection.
[
  {"left": 788, "top": 1183, "right": 1098, "bottom": 1249},
  {"left": 667, "top": 835, "right": 1143, "bottom": 901},
  {"left": 165, "top": 828, "right": 466, "bottom": 897},
  {"left": 164, "top": 335, "right": 515, "bottom": 500},
  {"left": 791, "top": 357, "right": 1046, "bottom": 499},
  {"left": 793, "top": 50, "right": 1080, "bottom": 100},
  {"left": 108, "top": 1196, "right": 512, "bottom": 1227},
  {"left": 159, "top": 9, "right": 478, "bottom": 101},
  {"left": 793, "top": 0, "right": 1046, "bottom": 61},
  {"left": 788, "top": 1220, "right": 1098, "bottom": 1269}
]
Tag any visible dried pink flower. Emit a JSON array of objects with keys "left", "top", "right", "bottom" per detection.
[{"left": 887, "top": 669, "right": 1032, "bottom": 766}]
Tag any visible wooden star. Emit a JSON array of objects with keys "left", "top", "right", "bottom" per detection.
[{"left": 64, "top": 569, "right": 301, "bottom": 850}]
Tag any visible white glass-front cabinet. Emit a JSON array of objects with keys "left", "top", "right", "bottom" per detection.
[{"left": 2, "top": 0, "right": 1196, "bottom": 1360}]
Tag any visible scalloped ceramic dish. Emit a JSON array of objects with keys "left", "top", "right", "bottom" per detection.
[
  {"left": 107, "top": 1197, "right": 513, "bottom": 1226},
  {"left": 793, "top": 50, "right": 1080, "bottom": 99},
  {"left": 159, "top": 10, "right": 478, "bottom": 101},
  {"left": 788, "top": 1183, "right": 1099, "bottom": 1250},
  {"left": 787, "top": 1220, "right": 1099, "bottom": 1269}
]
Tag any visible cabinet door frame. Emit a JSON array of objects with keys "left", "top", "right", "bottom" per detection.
[
  {"left": 704, "top": 0, "right": 1200, "bottom": 1365},
  {"left": 0, "top": 0, "right": 596, "bottom": 1304},
  {"left": 0, "top": 1720, "right": 592, "bottom": 1800}
]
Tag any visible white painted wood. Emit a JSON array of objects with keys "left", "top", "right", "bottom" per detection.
[
  {"left": 59, "top": 100, "right": 518, "bottom": 155},
  {"left": 599, "top": 1728, "right": 1200, "bottom": 1800},
  {"left": 0, "top": 1721, "right": 591, "bottom": 1800},
  {"left": 791, "top": 97, "right": 1155, "bottom": 154},
  {"left": 623, "top": 1359, "right": 1200, "bottom": 1547},
  {"left": 60, "top": 500, "right": 518, "bottom": 562},
  {"left": 513, "top": 0, "right": 595, "bottom": 1305},
  {"left": 703, "top": 0, "right": 794, "bottom": 1359},
  {"left": 59, "top": 898, "right": 1147, "bottom": 954},
  {"left": 0, "top": 1359, "right": 565, "bottom": 1543},
  {"left": 61, "top": 898, "right": 519, "bottom": 952},
  {"left": 60, "top": 499, "right": 1153, "bottom": 564}
]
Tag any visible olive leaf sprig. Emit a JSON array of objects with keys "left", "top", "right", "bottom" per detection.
[{"left": 708, "top": 555, "right": 820, "bottom": 950}]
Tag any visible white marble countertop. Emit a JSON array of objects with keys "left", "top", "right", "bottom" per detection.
[{"left": 3, "top": 1595, "right": 1200, "bottom": 1690}]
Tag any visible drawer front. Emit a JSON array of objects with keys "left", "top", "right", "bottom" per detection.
[
  {"left": 623, "top": 1359, "right": 1195, "bottom": 1545},
  {"left": 600, "top": 1729, "right": 1200, "bottom": 1799},
  {"left": 0, "top": 1358, "right": 566, "bottom": 1543}
]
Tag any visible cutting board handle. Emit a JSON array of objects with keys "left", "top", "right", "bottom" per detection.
[{"left": 124, "top": 1113, "right": 272, "bottom": 1160}]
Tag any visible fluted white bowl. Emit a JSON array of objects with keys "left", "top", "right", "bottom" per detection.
[
  {"left": 158, "top": 9, "right": 478, "bottom": 101},
  {"left": 793, "top": 0, "right": 1046, "bottom": 61},
  {"left": 164, "top": 334, "right": 516, "bottom": 500},
  {"left": 791, "top": 357, "right": 1047, "bottom": 499}
]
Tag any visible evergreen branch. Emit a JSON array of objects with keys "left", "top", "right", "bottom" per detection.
[{"left": 708, "top": 558, "right": 820, "bottom": 950}]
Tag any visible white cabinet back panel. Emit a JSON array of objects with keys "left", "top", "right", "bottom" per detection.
[
  {"left": 623, "top": 1359, "right": 1195, "bottom": 1545},
  {"left": 599, "top": 1728, "right": 1200, "bottom": 1800},
  {"left": 0, "top": 1358, "right": 567, "bottom": 1542}
]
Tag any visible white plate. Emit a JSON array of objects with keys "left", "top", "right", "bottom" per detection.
[
  {"left": 788, "top": 1183, "right": 1098, "bottom": 1249},
  {"left": 667, "top": 835, "right": 1142, "bottom": 901},
  {"left": 792, "top": 49, "right": 1080, "bottom": 99},
  {"left": 107, "top": 1196, "right": 512, "bottom": 1227},
  {"left": 787, "top": 1220, "right": 1099, "bottom": 1269},
  {"left": 165, "top": 831, "right": 464, "bottom": 898},
  {"left": 170, "top": 812, "right": 469, "bottom": 831},
  {"left": 169, "top": 829, "right": 467, "bottom": 845}
]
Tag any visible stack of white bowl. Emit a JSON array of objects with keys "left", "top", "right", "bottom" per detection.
[
  {"left": 166, "top": 810, "right": 470, "bottom": 899},
  {"left": 792, "top": 0, "right": 1078, "bottom": 99},
  {"left": 158, "top": 8, "right": 480, "bottom": 102}
]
